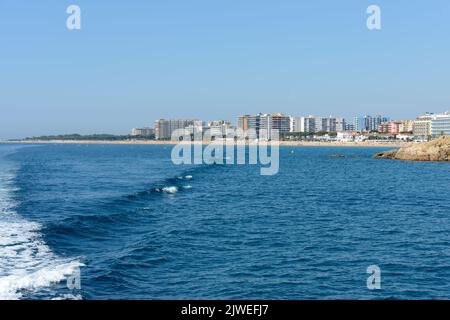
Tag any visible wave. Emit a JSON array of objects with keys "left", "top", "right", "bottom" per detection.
[
  {"left": 157, "top": 174, "right": 194, "bottom": 194},
  {"left": 41, "top": 164, "right": 226, "bottom": 238},
  {"left": 118, "top": 169, "right": 199, "bottom": 203},
  {"left": 151, "top": 173, "right": 195, "bottom": 195},
  {"left": 0, "top": 156, "right": 82, "bottom": 300},
  {"left": 162, "top": 186, "right": 178, "bottom": 194},
  {"left": 127, "top": 175, "right": 192, "bottom": 198}
]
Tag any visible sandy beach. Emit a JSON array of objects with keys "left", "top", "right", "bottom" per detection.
[{"left": 1, "top": 139, "right": 408, "bottom": 148}]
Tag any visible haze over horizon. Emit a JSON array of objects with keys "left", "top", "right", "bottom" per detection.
[{"left": 1, "top": 0, "right": 450, "bottom": 139}]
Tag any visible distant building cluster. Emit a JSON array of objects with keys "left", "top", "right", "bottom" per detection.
[
  {"left": 131, "top": 127, "right": 154, "bottom": 137},
  {"left": 131, "top": 110, "right": 450, "bottom": 142}
]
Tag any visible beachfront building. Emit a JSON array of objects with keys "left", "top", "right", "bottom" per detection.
[
  {"left": 353, "top": 116, "right": 363, "bottom": 131},
  {"left": 154, "top": 119, "right": 203, "bottom": 140},
  {"left": 354, "top": 115, "right": 389, "bottom": 132},
  {"left": 131, "top": 127, "right": 154, "bottom": 137},
  {"left": 291, "top": 117, "right": 303, "bottom": 132},
  {"left": 431, "top": 112, "right": 450, "bottom": 136},
  {"left": 336, "top": 131, "right": 354, "bottom": 142},
  {"left": 206, "top": 120, "right": 233, "bottom": 140},
  {"left": 412, "top": 112, "right": 450, "bottom": 138},
  {"left": 296, "top": 116, "right": 316, "bottom": 133},
  {"left": 184, "top": 123, "right": 205, "bottom": 138},
  {"left": 247, "top": 114, "right": 261, "bottom": 139},
  {"left": 323, "top": 116, "right": 344, "bottom": 132},
  {"left": 313, "top": 116, "right": 345, "bottom": 132},
  {"left": 369, "top": 115, "right": 389, "bottom": 131},
  {"left": 378, "top": 121, "right": 402, "bottom": 134},
  {"left": 332, "top": 117, "right": 346, "bottom": 132},
  {"left": 289, "top": 116, "right": 295, "bottom": 132},
  {"left": 413, "top": 113, "right": 433, "bottom": 139},
  {"left": 271, "top": 113, "right": 291, "bottom": 134},
  {"left": 237, "top": 115, "right": 250, "bottom": 132},
  {"left": 237, "top": 115, "right": 251, "bottom": 139},
  {"left": 208, "top": 120, "right": 231, "bottom": 127},
  {"left": 396, "top": 133, "right": 415, "bottom": 141},
  {"left": 294, "top": 116, "right": 345, "bottom": 133},
  {"left": 257, "top": 114, "right": 271, "bottom": 138},
  {"left": 399, "top": 120, "right": 414, "bottom": 133},
  {"left": 345, "top": 123, "right": 355, "bottom": 131},
  {"left": 247, "top": 113, "right": 290, "bottom": 140}
]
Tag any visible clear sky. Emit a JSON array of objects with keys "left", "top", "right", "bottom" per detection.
[{"left": 1, "top": 0, "right": 449, "bottom": 138}]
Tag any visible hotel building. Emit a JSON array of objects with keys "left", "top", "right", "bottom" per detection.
[
  {"left": 154, "top": 119, "right": 203, "bottom": 140},
  {"left": 413, "top": 113, "right": 433, "bottom": 139},
  {"left": 207, "top": 120, "right": 233, "bottom": 140},
  {"left": 354, "top": 115, "right": 389, "bottom": 132},
  {"left": 294, "top": 116, "right": 345, "bottom": 133},
  {"left": 399, "top": 120, "right": 414, "bottom": 133},
  {"left": 131, "top": 127, "right": 154, "bottom": 137},
  {"left": 431, "top": 112, "right": 450, "bottom": 136},
  {"left": 248, "top": 113, "right": 290, "bottom": 140},
  {"left": 237, "top": 115, "right": 251, "bottom": 132},
  {"left": 378, "top": 121, "right": 402, "bottom": 134}
]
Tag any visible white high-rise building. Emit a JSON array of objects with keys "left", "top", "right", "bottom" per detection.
[
  {"left": 413, "top": 113, "right": 433, "bottom": 138},
  {"left": 291, "top": 117, "right": 304, "bottom": 132},
  {"left": 431, "top": 112, "right": 450, "bottom": 136},
  {"left": 293, "top": 116, "right": 345, "bottom": 133},
  {"left": 248, "top": 113, "right": 290, "bottom": 140},
  {"left": 413, "top": 111, "right": 450, "bottom": 138},
  {"left": 207, "top": 120, "right": 233, "bottom": 139},
  {"left": 154, "top": 119, "right": 203, "bottom": 140}
]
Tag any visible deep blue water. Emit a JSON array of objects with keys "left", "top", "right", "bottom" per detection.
[{"left": 1, "top": 143, "right": 450, "bottom": 299}]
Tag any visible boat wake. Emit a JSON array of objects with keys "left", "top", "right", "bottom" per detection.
[{"left": 0, "top": 155, "right": 82, "bottom": 300}]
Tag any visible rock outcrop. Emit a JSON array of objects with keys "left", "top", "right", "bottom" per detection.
[{"left": 374, "top": 136, "right": 450, "bottom": 161}]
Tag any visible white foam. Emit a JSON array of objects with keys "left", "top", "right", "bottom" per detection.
[
  {"left": 0, "top": 163, "right": 82, "bottom": 300},
  {"left": 184, "top": 175, "right": 193, "bottom": 180},
  {"left": 0, "top": 259, "right": 83, "bottom": 300},
  {"left": 51, "top": 293, "right": 83, "bottom": 300},
  {"left": 0, "top": 175, "right": 16, "bottom": 216},
  {"left": 183, "top": 185, "right": 192, "bottom": 189},
  {"left": 162, "top": 186, "right": 178, "bottom": 194}
]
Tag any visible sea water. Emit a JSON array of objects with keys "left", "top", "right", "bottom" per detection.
[{"left": 1, "top": 143, "right": 450, "bottom": 299}]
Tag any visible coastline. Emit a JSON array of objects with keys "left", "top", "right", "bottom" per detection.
[{"left": 0, "top": 139, "right": 408, "bottom": 148}]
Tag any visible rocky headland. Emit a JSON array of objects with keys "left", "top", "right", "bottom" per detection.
[{"left": 374, "top": 136, "right": 450, "bottom": 161}]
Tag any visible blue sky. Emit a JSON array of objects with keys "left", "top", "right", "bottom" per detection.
[{"left": 1, "top": 0, "right": 449, "bottom": 138}]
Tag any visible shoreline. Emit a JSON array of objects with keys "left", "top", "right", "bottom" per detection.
[{"left": 0, "top": 139, "right": 408, "bottom": 148}]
